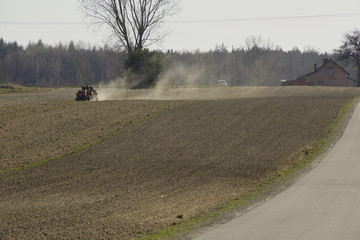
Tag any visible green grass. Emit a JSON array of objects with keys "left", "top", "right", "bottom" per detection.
[
  {"left": 0, "top": 115, "right": 153, "bottom": 174},
  {"left": 136, "top": 96, "right": 360, "bottom": 240}
]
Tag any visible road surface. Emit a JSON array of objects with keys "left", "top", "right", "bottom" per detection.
[{"left": 194, "top": 103, "right": 360, "bottom": 240}]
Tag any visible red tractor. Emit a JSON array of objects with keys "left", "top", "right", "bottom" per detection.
[{"left": 75, "top": 85, "right": 98, "bottom": 101}]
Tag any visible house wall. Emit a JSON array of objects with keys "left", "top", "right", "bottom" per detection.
[
  {"left": 287, "top": 60, "right": 350, "bottom": 87},
  {"left": 287, "top": 78, "right": 305, "bottom": 86}
]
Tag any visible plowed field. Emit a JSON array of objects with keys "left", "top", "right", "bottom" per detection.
[{"left": 1, "top": 87, "right": 360, "bottom": 239}]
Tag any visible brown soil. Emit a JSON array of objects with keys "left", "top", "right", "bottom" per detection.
[
  {"left": 0, "top": 100, "right": 186, "bottom": 170},
  {"left": 1, "top": 87, "right": 360, "bottom": 239}
]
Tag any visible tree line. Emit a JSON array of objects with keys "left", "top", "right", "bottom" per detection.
[
  {"left": 165, "top": 41, "right": 333, "bottom": 87},
  {"left": 0, "top": 38, "right": 125, "bottom": 87},
  {"left": 1, "top": 37, "right": 357, "bottom": 87}
]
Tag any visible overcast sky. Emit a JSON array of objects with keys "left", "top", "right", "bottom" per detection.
[{"left": 1, "top": 0, "right": 360, "bottom": 52}]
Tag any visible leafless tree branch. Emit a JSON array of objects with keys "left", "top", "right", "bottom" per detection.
[
  {"left": 335, "top": 28, "right": 360, "bottom": 86},
  {"left": 80, "top": 0, "right": 181, "bottom": 53}
]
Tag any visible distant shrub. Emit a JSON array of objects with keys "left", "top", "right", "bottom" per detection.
[{"left": 124, "top": 49, "right": 168, "bottom": 89}]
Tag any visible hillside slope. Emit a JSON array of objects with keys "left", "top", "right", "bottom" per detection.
[{"left": 1, "top": 89, "right": 359, "bottom": 239}]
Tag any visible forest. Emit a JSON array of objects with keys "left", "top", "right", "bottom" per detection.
[
  {"left": 0, "top": 39, "right": 124, "bottom": 87},
  {"left": 0, "top": 37, "right": 355, "bottom": 87}
]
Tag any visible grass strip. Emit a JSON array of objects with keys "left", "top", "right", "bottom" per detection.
[
  {"left": 0, "top": 115, "right": 153, "bottom": 174},
  {"left": 0, "top": 100, "right": 191, "bottom": 174},
  {"left": 137, "top": 96, "right": 360, "bottom": 240}
]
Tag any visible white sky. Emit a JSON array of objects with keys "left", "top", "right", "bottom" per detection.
[{"left": 0, "top": 0, "right": 360, "bottom": 52}]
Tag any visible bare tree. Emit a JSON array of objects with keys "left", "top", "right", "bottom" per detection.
[
  {"left": 243, "top": 36, "right": 276, "bottom": 85},
  {"left": 335, "top": 28, "right": 360, "bottom": 87},
  {"left": 81, "top": 0, "right": 181, "bottom": 53}
]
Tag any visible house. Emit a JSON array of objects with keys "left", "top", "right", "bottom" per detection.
[{"left": 286, "top": 59, "right": 356, "bottom": 87}]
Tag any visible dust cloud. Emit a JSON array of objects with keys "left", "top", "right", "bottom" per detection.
[{"left": 97, "top": 64, "right": 212, "bottom": 101}]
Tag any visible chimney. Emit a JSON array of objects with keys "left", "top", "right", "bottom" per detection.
[
  {"left": 323, "top": 58, "right": 329, "bottom": 65},
  {"left": 314, "top": 64, "right": 317, "bottom": 71}
]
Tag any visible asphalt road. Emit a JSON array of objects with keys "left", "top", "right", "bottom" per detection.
[{"left": 194, "top": 103, "right": 360, "bottom": 240}]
